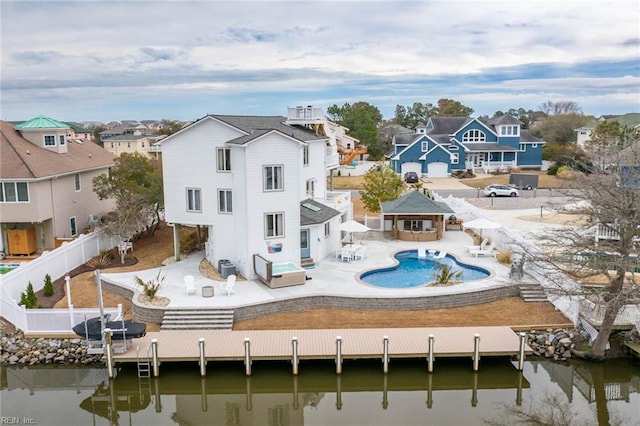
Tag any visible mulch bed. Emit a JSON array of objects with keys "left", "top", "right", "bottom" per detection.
[{"left": 34, "top": 257, "right": 138, "bottom": 309}]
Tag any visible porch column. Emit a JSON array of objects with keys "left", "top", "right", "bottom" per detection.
[{"left": 172, "top": 224, "right": 180, "bottom": 261}]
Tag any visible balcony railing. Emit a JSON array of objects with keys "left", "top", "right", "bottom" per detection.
[
  {"left": 286, "top": 106, "right": 327, "bottom": 124},
  {"left": 326, "top": 146, "right": 339, "bottom": 169}
]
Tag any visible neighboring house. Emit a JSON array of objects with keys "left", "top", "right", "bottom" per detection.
[
  {"left": 160, "top": 107, "right": 350, "bottom": 281},
  {"left": 327, "top": 121, "right": 367, "bottom": 165},
  {"left": 102, "top": 134, "right": 165, "bottom": 159},
  {"left": 389, "top": 115, "right": 545, "bottom": 177},
  {"left": 0, "top": 117, "right": 115, "bottom": 256},
  {"left": 99, "top": 122, "right": 154, "bottom": 143},
  {"left": 66, "top": 122, "right": 93, "bottom": 143},
  {"left": 575, "top": 123, "right": 597, "bottom": 148}
]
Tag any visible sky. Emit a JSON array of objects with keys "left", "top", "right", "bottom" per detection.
[{"left": 1, "top": 0, "right": 639, "bottom": 123}]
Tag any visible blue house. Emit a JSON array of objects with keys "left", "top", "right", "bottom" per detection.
[{"left": 389, "top": 115, "right": 545, "bottom": 177}]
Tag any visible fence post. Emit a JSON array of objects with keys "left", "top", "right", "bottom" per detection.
[
  {"left": 517, "top": 333, "right": 526, "bottom": 371},
  {"left": 68, "top": 304, "right": 75, "bottom": 328},
  {"left": 104, "top": 328, "right": 114, "bottom": 379},
  {"left": 65, "top": 274, "right": 72, "bottom": 307}
]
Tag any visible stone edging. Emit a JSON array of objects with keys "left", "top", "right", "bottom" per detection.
[{"left": 100, "top": 277, "right": 518, "bottom": 323}]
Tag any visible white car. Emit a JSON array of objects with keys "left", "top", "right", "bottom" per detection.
[{"left": 483, "top": 184, "right": 519, "bottom": 197}]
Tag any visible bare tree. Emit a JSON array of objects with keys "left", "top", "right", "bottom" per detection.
[
  {"left": 523, "top": 141, "right": 640, "bottom": 359},
  {"left": 539, "top": 100, "right": 583, "bottom": 115}
]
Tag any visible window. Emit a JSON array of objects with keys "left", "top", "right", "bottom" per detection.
[
  {"left": 451, "top": 153, "right": 459, "bottom": 164},
  {"left": 141, "top": 141, "right": 145, "bottom": 148},
  {"left": 217, "top": 148, "right": 231, "bottom": 171},
  {"left": 74, "top": 173, "right": 81, "bottom": 191},
  {"left": 448, "top": 144, "right": 458, "bottom": 150},
  {"left": 501, "top": 125, "right": 519, "bottom": 136},
  {"left": 462, "top": 130, "right": 486, "bottom": 142},
  {"left": 421, "top": 141, "right": 428, "bottom": 152},
  {"left": 218, "top": 189, "right": 233, "bottom": 213},
  {"left": 44, "top": 135, "right": 56, "bottom": 146},
  {"left": 110, "top": 142, "right": 114, "bottom": 148},
  {"left": 265, "top": 212, "right": 284, "bottom": 238},
  {"left": 306, "top": 179, "right": 315, "bottom": 197},
  {"left": 532, "top": 143, "right": 538, "bottom": 148},
  {"left": 70, "top": 217, "right": 77, "bottom": 236},
  {"left": 303, "top": 145, "right": 309, "bottom": 166},
  {"left": 59, "top": 135, "right": 65, "bottom": 145},
  {"left": 324, "top": 222, "right": 330, "bottom": 238},
  {"left": 263, "top": 165, "right": 283, "bottom": 191},
  {"left": 186, "top": 188, "right": 202, "bottom": 212},
  {"left": 127, "top": 142, "right": 131, "bottom": 148},
  {"left": 0, "top": 182, "right": 29, "bottom": 202}
]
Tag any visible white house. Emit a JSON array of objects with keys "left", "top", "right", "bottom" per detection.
[{"left": 160, "top": 107, "right": 351, "bottom": 281}]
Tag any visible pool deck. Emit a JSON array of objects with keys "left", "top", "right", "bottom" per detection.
[{"left": 100, "top": 226, "right": 516, "bottom": 311}]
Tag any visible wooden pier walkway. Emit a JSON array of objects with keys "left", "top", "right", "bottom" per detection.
[{"left": 111, "top": 326, "right": 531, "bottom": 375}]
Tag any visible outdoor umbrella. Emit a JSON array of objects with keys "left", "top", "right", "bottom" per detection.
[
  {"left": 462, "top": 217, "right": 501, "bottom": 236},
  {"left": 337, "top": 220, "right": 370, "bottom": 244}
]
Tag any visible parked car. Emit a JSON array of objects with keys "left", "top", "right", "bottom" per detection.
[
  {"left": 404, "top": 172, "right": 419, "bottom": 183},
  {"left": 483, "top": 184, "right": 519, "bottom": 197}
]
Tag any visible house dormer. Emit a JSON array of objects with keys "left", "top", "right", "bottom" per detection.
[
  {"left": 15, "top": 115, "right": 70, "bottom": 154},
  {"left": 489, "top": 115, "right": 521, "bottom": 138},
  {"left": 415, "top": 123, "right": 428, "bottom": 135}
]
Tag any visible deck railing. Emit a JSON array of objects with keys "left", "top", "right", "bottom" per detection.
[{"left": 579, "top": 299, "right": 639, "bottom": 327}]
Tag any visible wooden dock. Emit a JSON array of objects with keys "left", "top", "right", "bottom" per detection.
[{"left": 111, "top": 326, "right": 531, "bottom": 375}]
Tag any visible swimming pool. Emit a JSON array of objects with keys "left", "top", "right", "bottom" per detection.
[
  {"left": 359, "top": 250, "right": 490, "bottom": 288},
  {"left": 0, "top": 263, "right": 20, "bottom": 275}
]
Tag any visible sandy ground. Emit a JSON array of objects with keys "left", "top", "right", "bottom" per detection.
[{"left": 46, "top": 208, "right": 574, "bottom": 332}]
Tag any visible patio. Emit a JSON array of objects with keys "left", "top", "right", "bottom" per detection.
[{"left": 99, "top": 227, "right": 513, "bottom": 312}]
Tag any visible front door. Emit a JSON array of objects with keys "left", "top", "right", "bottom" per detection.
[{"left": 300, "top": 229, "right": 310, "bottom": 259}]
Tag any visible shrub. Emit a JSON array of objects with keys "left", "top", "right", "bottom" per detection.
[
  {"left": 43, "top": 273, "right": 54, "bottom": 297},
  {"left": 180, "top": 231, "right": 199, "bottom": 254},
  {"left": 19, "top": 282, "right": 37, "bottom": 308},
  {"left": 547, "top": 164, "right": 560, "bottom": 175},
  {"left": 496, "top": 250, "right": 512, "bottom": 265},
  {"left": 135, "top": 270, "right": 165, "bottom": 300},
  {"left": 86, "top": 250, "right": 114, "bottom": 269},
  {"left": 431, "top": 264, "right": 463, "bottom": 286}
]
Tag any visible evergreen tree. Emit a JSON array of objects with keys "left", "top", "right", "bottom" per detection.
[{"left": 43, "top": 273, "right": 54, "bottom": 297}]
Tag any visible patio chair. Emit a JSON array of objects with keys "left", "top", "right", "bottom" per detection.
[
  {"left": 469, "top": 241, "right": 496, "bottom": 257},
  {"left": 434, "top": 250, "right": 447, "bottom": 259},
  {"left": 184, "top": 275, "right": 196, "bottom": 295},
  {"left": 466, "top": 238, "right": 489, "bottom": 253},
  {"left": 417, "top": 246, "right": 427, "bottom": 258},
  {"left": 221, "top": 274, "right": 236, "bottom": 296}
]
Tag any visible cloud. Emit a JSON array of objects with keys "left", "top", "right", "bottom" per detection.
[{"left": 1, "top": 0, "right": 638, "bottom": 121}]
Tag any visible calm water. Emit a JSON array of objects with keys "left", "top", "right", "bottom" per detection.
[
  {"left": 2, "top": 357, "right": 638, "bottom": 426},
  {"left": 360, "top": 250, "right": 490, "bottom": 288}
]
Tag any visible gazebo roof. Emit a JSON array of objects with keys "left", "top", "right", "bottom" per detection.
[{"left": 381, "top": 191, "right": 454, "bottom": 215}]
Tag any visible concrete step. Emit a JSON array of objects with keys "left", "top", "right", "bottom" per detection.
[
  {"left": 301, "top": 258, "right": 315, "bottom": 269},
  {"left": 518, "top": 285, "right": 548, "bottom": 302},
  {"left": 161, "top": 309, "right": 235, "bottom": 330}
]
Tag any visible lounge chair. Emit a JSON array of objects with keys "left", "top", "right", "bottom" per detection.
[
  {"left": 417, "top": 246, "right": 427, "bottom": 258},
  {"left": 466, "top": 238, "right": 489, "bottom": 253},
  {"left": 434, "top": 250, "right": 447, "bottom": 259},
  {"left": 221, "top": 274, "right": 236, "bottom": 296},
  {"left": 184, "top": 275, "right": 196, "bottom": 295},
  {"left": 469, "top": 241, "right": 497, "bottom": 257}
]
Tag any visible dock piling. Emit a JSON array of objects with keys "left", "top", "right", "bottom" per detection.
[
  {"left": 336, "top": 336, "right": 342, "bottom": 375},
  {"left": 291, "top": 337, "right": 299, "bottom": 375},
  {"left": 151, "top": 338, "right": 159, "bottom": 377},
  {"left": 199, "top": 338, "right": 206, "bottom": 377},
  {"left": 427, "top": 334, "right": 434, "bottom": 373},
  {"left": 104, "top": 328, "right": 114, "bottom": 379},
  {"left": 382, "top": 335, "right": 389, "bottom": 374},
  {"left": 472, "top": 334, "right": 480, "bottom": 371},
  {"left": 517, "top": 332, "right": 526, "bottom": 371},
  {"left": 244, "top": 338, "right": 252, "bottom": 376}
]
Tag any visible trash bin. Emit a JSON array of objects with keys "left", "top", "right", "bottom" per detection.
[
  {"left": 218, "top": 259, "right": 230, "bottom": 271},
  {"left": 220, "top": 263, "right": 236, "bottom": 279}
]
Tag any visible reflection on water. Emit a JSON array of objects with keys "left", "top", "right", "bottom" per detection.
[{"left": 2, "top": 358, "right": 639, "bottom": 426}]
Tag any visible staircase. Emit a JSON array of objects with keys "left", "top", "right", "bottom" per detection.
[
  {"left": 301, "top": 257, "right": 315, "bottom": 269},
  {"left": 161, "top": 308, "right": 235, "bottom": 330},
  {"left": 518, "top": 283, "right": 548, "bottom": 302}
]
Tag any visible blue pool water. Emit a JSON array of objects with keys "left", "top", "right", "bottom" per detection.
[{"left": 360, "top": 250, "right": 490, "bottom": 288}]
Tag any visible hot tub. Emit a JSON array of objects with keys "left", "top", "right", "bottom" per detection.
[
  {"left": 253, "top": 255, "right": 307, "bottom": 288},
  {"left": 270, "top": 262, "right": 306, "bottom": 288}
]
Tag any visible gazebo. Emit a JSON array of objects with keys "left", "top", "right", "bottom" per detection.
[{"left": 380, "top": 191, "right": 455, "bottom": 241}]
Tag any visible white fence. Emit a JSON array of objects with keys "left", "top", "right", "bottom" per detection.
[
  {"left": 0, "top": 231, "right": 117, "bottom": 333},
  {"left": 436, "top": 193, "right": 640, "bottom": 329}
]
